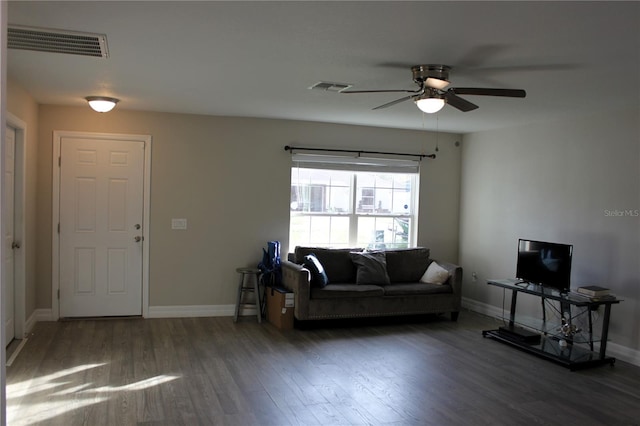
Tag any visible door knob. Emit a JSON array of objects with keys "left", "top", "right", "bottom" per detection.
[
  {"left": 134, "top": 224, "right": 141, "bottom": 230},
  {"left": 134, "top": 236, "right": 143, "bottom": 242},
  {"left": 11, "top": 241, "right": 20, "bottom": 249}
]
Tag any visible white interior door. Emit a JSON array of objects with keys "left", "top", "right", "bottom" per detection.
[
  {"left": 59, "top": 136, "right": 145, "bottom": 317},
  {"left": 4, "top": 126, "right": 16, "bottom": 342}
]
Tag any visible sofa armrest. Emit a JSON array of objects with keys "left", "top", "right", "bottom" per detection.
[
  {"left": 437, "top": 260, "right": 463, "bottom": 297},
  {"left": 281, "top": 260, "right": 311, "bottom": 320}
]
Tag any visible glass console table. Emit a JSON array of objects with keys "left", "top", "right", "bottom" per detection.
[{"left": 482, "top": 279, "right": 621, "bottom": 370}]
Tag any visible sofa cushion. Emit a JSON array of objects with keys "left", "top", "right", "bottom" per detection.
[
  {"left": 294, "top": 246, "right": 363, "bottom": 283},
  {"left": 350, "top": 251, "right": 391, "bottom": 285},
  {"left": 383, "top": 282, "right": 452, "bottom": 296},
  {"left": 383, "top": 247, "right": 431, "bottom": 283},
  {"left": 420, "top": 261, "right": 449, "bottom": 285},
  {"left": 303, "top": 253, "right": 329, "bottom": 288},
  {"left": 310, "top": 284, "right": 384, "bottom": 299}
]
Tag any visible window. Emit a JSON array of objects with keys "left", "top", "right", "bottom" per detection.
[{"left": 289, "top": 165, "right": 418, "bottom": 249}]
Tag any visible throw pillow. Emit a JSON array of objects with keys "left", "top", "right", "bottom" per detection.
[
  {"left": 303, "top": 253, "right": 329, "bottom": 288},
  {"left": 384, "top": 247, "right": 431, "bottom": 282},
  {"left": 295, "top": 246, "right": 363, "bottom": 283},
  {"left": 349, "top": 252, "right": 391, "bottom": 285},
  {"left": 420, "top": 261, "right": 449, "bottom": 285}
]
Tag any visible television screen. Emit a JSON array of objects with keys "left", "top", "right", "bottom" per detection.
[{"left": 516, "top": 239, "right": 573, "bottom": 292}]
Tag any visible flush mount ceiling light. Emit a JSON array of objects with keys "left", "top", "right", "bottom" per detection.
[{"left": 85, "top": 96, "right": 119, "bottom": 112}]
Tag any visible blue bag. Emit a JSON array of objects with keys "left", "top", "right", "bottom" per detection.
[{"left": 258, "top": 241, "right": 281, "bottom": 287}]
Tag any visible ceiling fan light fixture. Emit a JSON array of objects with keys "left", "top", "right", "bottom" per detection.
[
  {"left": 425, "top": 77, "right": 450, "bottom": 90},
  {"left": 415, "top": 96, "right": 445, "bottom": 114},
  {"left": 86, "top": 96, "right": 119, "bottom": 112}
]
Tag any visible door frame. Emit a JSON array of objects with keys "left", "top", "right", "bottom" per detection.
[
  {"left": 52, "top": 131, "right": 152, "bottom": 320},
  {"left": 5, "top": 113, "right": 26, "bottom": 339}
]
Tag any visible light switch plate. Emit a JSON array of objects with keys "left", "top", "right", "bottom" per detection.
[{"left": 171, "top": 218, "right": 187, "bottom": 230}]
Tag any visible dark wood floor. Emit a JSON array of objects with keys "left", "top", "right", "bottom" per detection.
[{"left": 6, "top": 310, "right": 640, "bottom": 425}]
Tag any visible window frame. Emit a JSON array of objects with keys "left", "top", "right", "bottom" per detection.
[{"left": 289, "top": 163, "right": 419, "bottom": 249}]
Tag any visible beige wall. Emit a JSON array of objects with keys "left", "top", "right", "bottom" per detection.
[
  {"left": 459, "top": 109, "right": 640, "bottom": 354},
  {"left": 6, "top": 79, "right": 38, "bottom": 320},
  {"left": 36, "top": 105, "right": 462, "bottom": 310}
]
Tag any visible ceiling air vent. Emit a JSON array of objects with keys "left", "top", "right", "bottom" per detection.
[
  {"left": 309, "top": 82, "right": 352, "bottom": 92},
  {"left": 8, "top": 25, "right": 109, "bottom": 58}
]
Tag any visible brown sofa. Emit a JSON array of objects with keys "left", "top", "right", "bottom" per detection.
[{"left": 281, "top": 246, "right": 462, "bottom": 323}]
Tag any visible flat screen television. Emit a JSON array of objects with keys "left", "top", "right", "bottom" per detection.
[{"left": 516, "top": 239, "right": 573, "bottom": 292}]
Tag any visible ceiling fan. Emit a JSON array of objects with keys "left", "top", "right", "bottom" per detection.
[{"left": 341, "top": 64, "right": 526, "bottom": 113}]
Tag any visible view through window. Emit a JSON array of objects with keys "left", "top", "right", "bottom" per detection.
[{"left": 289, "top": 167, "right": 418, "bottom": 249}]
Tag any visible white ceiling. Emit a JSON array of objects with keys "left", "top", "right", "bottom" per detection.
[{"left": 7, "top": 1, "right": 640, "bottom": 134}]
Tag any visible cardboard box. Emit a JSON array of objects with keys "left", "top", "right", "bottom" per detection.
[{"left": 266, "top": 287, "right": 294, "bottom": 330}]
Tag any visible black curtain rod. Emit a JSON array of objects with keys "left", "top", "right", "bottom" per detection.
[{"left": 284, "top": 145, "right": 436, "bottom": 159}]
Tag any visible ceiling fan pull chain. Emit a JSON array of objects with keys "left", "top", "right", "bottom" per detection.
[{"left": 435, "top": 115, "right": 439, "bottom": 153}]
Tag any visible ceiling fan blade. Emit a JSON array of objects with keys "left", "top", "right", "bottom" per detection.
[
  {"left": 372, "top": 94, "right": 417, "bottom": 110},
  {"left": 450, "top": 88, "right": 526, "bottom": 98},
  {"left": 455, "top": 44, "right": 512, "bottom": 69},
  {"left": 341, "top": 88, "right": 421, "bottom": 94},
  {"left": 462, "top": 64, "right": 578, "bottom": 74},
  {"left": 445, "top": 92, "right": 479, "bottom": 112}
]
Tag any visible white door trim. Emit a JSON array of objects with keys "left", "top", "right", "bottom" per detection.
[
  {"left": 6, "top": 113, "right": 26, "bottom": 339},
  {"left": 52, "top": 131, "right": 152, "bottom": 320}
]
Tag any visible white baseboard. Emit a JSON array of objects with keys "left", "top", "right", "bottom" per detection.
[
  {"left": 462, "top": 297, "right": 505, "bottom": 319},
  {"left": 20, "top": 308, "right": 53, "bottom": 338},
  {"left": 462, "top": 297, "right": 640, "bottom": 368},
  {"left": 26, "top": 305, "right": 244, "bottom": 321},
  {"left": 147, "top": 304, "right": 252, "bottom": 318},
  {"left": 24, "top": 311, "right": 38, "bottom": 334},
  {"left": 605, "top": 341, "right": 640, "bottom": 367},
  {"left": 36, "top": 308, "right": 53, "bottom": 321},
  {"left": 36, "top": 309, "right": 54, "bottom": 321}
]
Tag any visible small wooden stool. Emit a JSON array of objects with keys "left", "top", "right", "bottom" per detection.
[{"left": 234, "top": 267, "right": 262, "bottom": 323}]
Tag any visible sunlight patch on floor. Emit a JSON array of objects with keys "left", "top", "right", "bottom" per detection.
[
  {"left": 51, "top": 382, "right": 94, "bottom": 396},
  {"left": 7, "top": 363, "right": 106, "bottom": 399},
  {"left": 9, "top": 398, "right": 110, "bottom": 425},
  {"left": 80, "top": 374, "right": 180, "bottom": 393},
  {"left": 7, "top": 361, "right": 182, "bottom": 426}
]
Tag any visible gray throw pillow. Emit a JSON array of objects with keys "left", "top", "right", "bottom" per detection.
[
  {"left": 349, "top": 252, "right": 390, "bottom": 285},
  {"left": 384, "top": 247, "right": 431, "bottom": 283}
]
